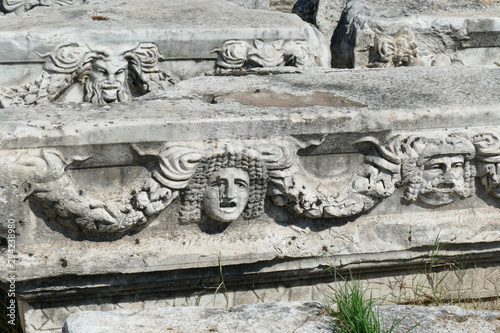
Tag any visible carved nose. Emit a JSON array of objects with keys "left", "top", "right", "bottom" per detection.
[
  {"left": 442, "top": 171, "right": 454, "bottom": 182},
  {"left": 491, "top": 173, "right": 499, "bottom": 185},
  {"left": 222, "top": 183, "right": 236, "bottom": 199}
]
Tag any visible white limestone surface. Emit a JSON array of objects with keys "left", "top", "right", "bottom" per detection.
[
  {"left": 331, "top": 0, "right": 500, "bottom": 68},
  {"left": 0, "top": 0, "right": 330, "bottom": 87},
  {"left": 62, "top": 303, "right": 500, "bottom": 333},
  {"left": 63, "top": 302, "right": 329, "bottom": 333}
]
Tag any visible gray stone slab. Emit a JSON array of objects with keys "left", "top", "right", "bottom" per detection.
[
  {"left": 0, "top": 0, "right": 320, "bottom": 62},
  {"left": 63, "top": 301, "right": 330, "bottom": 333},
  {"left": 331, "top": 0, "right": 500, "bottom": 68},
  {"left": 377, "top": 305, "right": 500, "bottom": 333},
  {"left": 0, "top": 0, "right": 330, "bottom": 97},
  {"left": 62, "top": 303, "right": 500, "bottom": 333},
  {"left": 2, "top": 66, "right": 499, "bottom": 150}
]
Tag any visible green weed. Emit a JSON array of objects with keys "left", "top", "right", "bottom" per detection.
[{"left": 324, "top": 270, "right": 414, "bottom": 333}]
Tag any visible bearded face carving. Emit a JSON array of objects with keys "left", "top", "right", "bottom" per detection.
[
  {"left": 0, "top": 43, "right": 173, "bottom": 108},
  {"left": 400, "top": 136, "right": 475, "bottom": 207},
  {"left": 418, "top": 155, "right": 466, "bottom": 206},
  {"left": 82, "top": 56, "right": 132, "bottom": 104}
]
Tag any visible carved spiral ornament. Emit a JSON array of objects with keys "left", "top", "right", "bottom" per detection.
[{"left": 5, "top": 130, "right": 500, "bottom": 234}]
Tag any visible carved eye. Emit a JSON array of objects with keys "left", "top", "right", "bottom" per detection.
[
  {"left": 96, "top": 67, "right": 107, "bottom": 75},
  {"left": 235, "top": 180, "right": 248, "bottom": 190},
  {"left": 116, "top": 68, "right": 126, "bottom": 75},
  {"left": 452, "top": 162, "right": 463, "bottom": 169},
  {"left": 209, "top": 179, "right": 220, "bottom": 188},
  {"left": 425, "top": 164, "right": 442, "bottom": 170}
]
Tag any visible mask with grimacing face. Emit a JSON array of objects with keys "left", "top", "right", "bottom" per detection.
[
  {"left": 85, "top": 56, "right": 131, "bottom": 104},
  {"left": 202, "top": 167, "right": 249, "bottom": 222},
  {"left": 418, "top": 155, "right": 465, "bottom": 206}
]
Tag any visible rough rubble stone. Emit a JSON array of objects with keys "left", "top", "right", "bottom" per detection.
[
  {"left": 270, "top": 0, "right": 296, "bottom": 12},
  {"left": 63, "top": 301, "right": 330, "bottom": 333},
  {"left": 331, "top": 0, "right": 500, "bottom": 68}
]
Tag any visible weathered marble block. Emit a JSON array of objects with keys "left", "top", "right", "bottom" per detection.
[
  {"left": 62, "top": 303, "right": 500, "bottom": 333},
  {"left": 293, "top": 0, "right": 347, "bottom": 45},
  {"left": 331, "top": 0, "right": 500, "bottom": 68},
  {"left": 63, "top": 302, "right": 329, "bottom": 333},
  {"left": 0, "top": 0, "right": 270, "bottom": 14},
  {"left": 0, "top": 0, "right": 329, "bottom": 105},
  {"left": 2, "top": 66, "right": 500, "bottom": 332}
]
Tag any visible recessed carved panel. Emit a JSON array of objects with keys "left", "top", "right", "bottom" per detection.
[
  {"left": 0, "top": 43, "right": 173, "bottom": 107},
  {"left": 4, "top": 130, "right": 500, "bottom": 235}
]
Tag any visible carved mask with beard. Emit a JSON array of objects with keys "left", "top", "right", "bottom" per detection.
[
  {"left": 84, "top": 57, "right": 132, "bottom": 104},
  {"left": 418, "top": 155, "right": 465, "bottom": 206}
]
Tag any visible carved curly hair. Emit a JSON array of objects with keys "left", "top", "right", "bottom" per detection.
[
  {"left": 400, "top": 136, "right": 476, "bottom": 202},
  {"left": 179, "top": 150, "right": 268, "bottom": 223}
]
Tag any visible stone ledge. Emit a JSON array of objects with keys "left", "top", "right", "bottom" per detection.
[
  {"left": 331, "top": 0, "right": 500, "bottom": 67},
  {"left": 63, "top": 301, "right": 329, "bottom": 333},
  {"left": 1, "top": 67, "right": 500, "bottom": 150},
  {"left": 61, "top": 302, "right": 500, "bottom": 333}
]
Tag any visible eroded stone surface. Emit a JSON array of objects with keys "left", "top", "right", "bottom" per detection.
[
  {"left": 228, "top": 0, "right": 269, "bottom": 9},
  {"left": 331, "top": 0, "right": 500, "bottom": 68},
  {"left": 293, "top": 0, "right": 347, "bottom": 44},
  {"left": 0, "top": 0, "right": 330, "bottom": 95},
  {"left": 63, "top": 302, "right": 329, "bottom": 333},
  {"left": 377, "top": 305, "right": 500, "bottom": 333}
]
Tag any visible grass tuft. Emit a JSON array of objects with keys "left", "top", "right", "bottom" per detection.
[{"left": 324, "top": 271, "right": 414, "bottom": 333}]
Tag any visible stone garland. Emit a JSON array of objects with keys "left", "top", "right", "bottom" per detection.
[{"left": 3, "top": 131, "right": 500, "bottom": 233}]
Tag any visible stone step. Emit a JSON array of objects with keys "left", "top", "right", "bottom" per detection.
[
  {"left": 331, "top": 0, "right": 500, "bottom": 68},
  {"left": 0, "top": 0, "right": 329, "bottom": 90},
  {"left": 62, "top": 302, "right": 500, "bottom": 333}
]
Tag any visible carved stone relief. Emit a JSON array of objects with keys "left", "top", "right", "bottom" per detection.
[
  {"left": 0, "top": 0, "right": 81, "bottom": 14},
  {"left": 267, "top": 136, "right": 401, "bottom": 218},
  {"left": 0, "top": 43, "right": 174, "bottom": 107},
  {"left": 4, "top": 131, "right": 500, "bottom": 235},
  {"left": 178, "top": 148, "right": 268, "bottom": 223},
  {"left": 368, "top": 27, "right": 434, "bottom": 68},
  {"left": 474, "top": 133, "right": 500, "bottom": 199},
  {"left": 213, "top": 39, "right": 317, "bottom": 71},
  {"left": 398, "top": 135, "right": 476, "bottom": 206}
]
